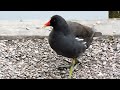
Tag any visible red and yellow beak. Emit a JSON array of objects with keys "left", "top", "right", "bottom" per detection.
[
  {"left": 42, "top": 20, "right": 51, "bottom": 28},
  {"left": 45, "top": 20, "right": 50, "bottom": 26}
]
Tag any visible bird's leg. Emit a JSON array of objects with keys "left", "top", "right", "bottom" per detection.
[{"left": 69, "top": 58, "right": 78, "bottom": 79}]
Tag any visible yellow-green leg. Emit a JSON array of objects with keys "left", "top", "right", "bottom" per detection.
[{"left": 69, "top": 58, "right": 78, "bottom": 79}]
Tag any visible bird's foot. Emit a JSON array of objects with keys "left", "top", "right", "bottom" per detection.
[
  {"left": 57, "top": 59, "right": 72, "bottom": 70},
  {"left": 57, "top": 58, "right": 80, "bottom": 79},
  {"left": 57, "top": 64, "right": 71, "bottom": 71}
]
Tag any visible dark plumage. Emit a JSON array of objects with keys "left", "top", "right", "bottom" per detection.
[
  {"left": 67, "top": 21, "right": 95, "bottom": 49},
  {"left": 44, "top": 15, "right": 102, "bottom": 78}
]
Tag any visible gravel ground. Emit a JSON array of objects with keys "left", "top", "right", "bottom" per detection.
[{"left": 0, "top": 36, "right": 120, "bottom": 79}]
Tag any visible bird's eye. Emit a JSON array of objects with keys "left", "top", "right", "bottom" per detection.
[{"left": 53, "top": 19, "right": 56, "bottom": 22}]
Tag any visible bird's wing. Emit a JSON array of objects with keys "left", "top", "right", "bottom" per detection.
[
  {"left": 67, "top": 21, "right": 102, "bottom": 37},
  {"left": 67, "top": 21, "right": 93, "bottom": 37},
  {"left": 67, "top": 21, "right": 102, "bottom": 48}
]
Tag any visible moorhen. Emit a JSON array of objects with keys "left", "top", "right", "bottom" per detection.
[{"left": 43, "top": 15, "right": 102, "bottom": 78}]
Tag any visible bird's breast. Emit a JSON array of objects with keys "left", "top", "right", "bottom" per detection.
[{"left": 48, "top": 32, "right": 86, "bottom": 58}]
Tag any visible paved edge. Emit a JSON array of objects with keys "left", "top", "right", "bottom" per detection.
[
  {"left": 0, "top": 36, "right": 49, "bottom": 40},
  {"left": 0, "top": 35, "right": 119, "bottom": 40}
]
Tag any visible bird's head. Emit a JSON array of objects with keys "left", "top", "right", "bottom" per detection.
[{"left": 43, "top": 15, "right": 67, "bottom": 29}]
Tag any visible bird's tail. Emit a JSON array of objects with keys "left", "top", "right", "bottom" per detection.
[
  {"left": 92, "top": 28, "right": 102, "bottom": 37},
  {"left": 85, "top": 28, "right": 97, "bottom": 49},
  {"left": 86, "top": 28, "right": 102, "bottom": 49}
]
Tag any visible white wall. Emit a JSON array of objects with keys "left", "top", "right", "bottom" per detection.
[{"left": 0, "top": 11, "right": 108, "bottom": 20}]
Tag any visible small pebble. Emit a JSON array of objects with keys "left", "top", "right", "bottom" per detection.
[{"left": 0, "top": 36, "right": 119, "bottom": 79}]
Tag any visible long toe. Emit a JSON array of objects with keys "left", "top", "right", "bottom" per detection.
[{"left": 57, "top": 64, "right": 71, "bottom": 71}]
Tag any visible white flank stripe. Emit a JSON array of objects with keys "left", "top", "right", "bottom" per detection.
[{"left": 75, "top": 37, "right": 84, "bottom": 41}]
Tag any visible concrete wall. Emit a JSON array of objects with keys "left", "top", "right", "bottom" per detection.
[
  {"left": 0, "top": 11, "right": 108, "bottom": 20},
  {"left": 0, "top": 19, "right": 119, "bottom": 39}
]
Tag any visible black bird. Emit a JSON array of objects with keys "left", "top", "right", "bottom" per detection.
[{"left": 43, "top": 15, "right": 102, "bottom": 78}]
